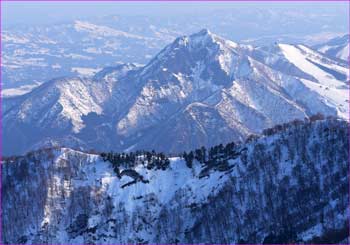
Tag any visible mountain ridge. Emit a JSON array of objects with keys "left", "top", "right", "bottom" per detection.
[
  {"left": 315, "top": 34, "right": 349, "bottom": 61},
  {"left": 3, "top": 117, "right": 349, "bottom": 243},
  {"left": 3, "top": 29, "right": 349, "bottom": 155}
]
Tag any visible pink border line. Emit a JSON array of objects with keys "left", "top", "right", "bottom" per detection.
[
  {"left": 0, "top": 0, "right": 349, "bottom": 245},
  {"left": 1, "top": 0, "right": 2, "bottom": 243},
  {"left": 348, "top": 0, "right": 350, "bottom": 242},
  {"left": 1, "top": 0, "right": 350, "bottom": 1}
]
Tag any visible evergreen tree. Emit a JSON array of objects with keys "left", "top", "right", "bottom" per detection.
[
  {"left": 195, "top": 149, "right": 203, "bottom": 162},
  {"left": 200, "top": 146, "right": 207, "bottom": 162},
  {"left": 184, "top": 151, "right": 194, "bottom": 168}
]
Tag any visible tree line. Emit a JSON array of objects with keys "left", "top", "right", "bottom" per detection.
[
  {"left": 100, "top": 113, "right": 334, "bottom": 173},
  {"left": 182, "top": 142, "right": 241, "bottom": 168},
  {"left": 100, "top": 150, "right": 170, "bottom": 176}
]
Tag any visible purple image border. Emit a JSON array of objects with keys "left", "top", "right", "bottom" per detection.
[{"left": 0, "top": 0, "right": 349, "bottom": 245}]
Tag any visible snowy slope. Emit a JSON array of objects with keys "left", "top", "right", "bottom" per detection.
[
  {"left": 2, "top": 118, "right": 349, "bottom": 243},
  {"left": 3, "top": 30, "right": 349, "bottom": 155},
  {"left": 315, "top": 34, "right": 349, "bottom": 61},
  {"left": 278, "top": 44, "right": 349, "bottom": 118},
  {"left": 73, "top": 21, "right": 150, "bottom": 40},
  {"left": 4, "top": 77, "right": 104, "bottom": 131}
]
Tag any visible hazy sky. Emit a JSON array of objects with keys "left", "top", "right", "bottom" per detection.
[{"left": 3, "top": 1, "right": 348, "bottom": 27}]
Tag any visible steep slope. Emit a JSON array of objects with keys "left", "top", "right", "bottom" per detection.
[
  {"left": 3, "top": 30, "right": 349, "bottom": 155},
  {"left": 278, "top": 44, "right": 348, "bottom": 116},
  {"left": 2, "top": 118, "right": 349, "bottom": 244},
  {"left": 2, "top": 64, "right": 138, "bottom": 155},
  {"left": 315, "top": 34, "right": 349, "bottom": 61}
]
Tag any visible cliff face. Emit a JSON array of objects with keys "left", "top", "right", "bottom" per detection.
[{"left": 2, "top": 118, "right": 349, "bottom": 244}]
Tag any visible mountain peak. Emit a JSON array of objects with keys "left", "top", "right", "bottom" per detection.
[
  {"left": 195, "top": 28, "right": 212, "bottom": 37},
  {"left": 187, "top": 29, "right": 239, "bottom": 50},
  {"left": 169, "top": 29, "right": 216, "bottom": 49},
  {"left": 3, "top": 30, "right": 349, "bottom": 156},
  {"left": 189, "top": 28, "right": 216, "bottom": 44},
  {"left": 146, "top": 29, "right": 221, "bottom": 71}
]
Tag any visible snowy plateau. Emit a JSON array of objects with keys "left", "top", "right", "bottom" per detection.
[{"left": 3, "top": 29, "right": 349, "bottom": 155}]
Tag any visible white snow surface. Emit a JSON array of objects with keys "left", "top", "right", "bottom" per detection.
[
  {"left": 279, "top": 44, "right": 349, "bottom": 119},
  {"left": 2, "top": 82, "right": 42, "bottom": 97},
  {"left": 74, "top": 21, "right": 149, "bottom": 40},
  {"left": 69, "top": 151, "right": 229, "bottom": 213}
]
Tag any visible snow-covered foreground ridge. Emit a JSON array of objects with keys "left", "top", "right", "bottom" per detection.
[
  {"left": 3, "top": 29, "right": 349, "bottom": 156},
  {"left": 3, "top": 118, "right": 349, "bottom": 244}
]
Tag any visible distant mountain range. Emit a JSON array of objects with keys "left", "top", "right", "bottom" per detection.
[
  {"left": 2, "top": 9, "right": 347, "bottom": 91},
  {"left": 1, "top": 20, "right": 175, "bottom": 90},
  {"left": 3, "top": 29, "right": 349, "bottom": 156}
]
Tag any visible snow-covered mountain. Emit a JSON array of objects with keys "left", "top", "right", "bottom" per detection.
[
  {"left": 3, "top": 118, "right": 349, "bottom": 244},
  {"left": 315, "top": 34, "right": 349, "bottom": 61},
  {"left": 3, "top": 30, "right": 349, "bottom": 155}
]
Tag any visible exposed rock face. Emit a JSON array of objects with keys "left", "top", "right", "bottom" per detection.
[
  {"left": 3, "top": 30, "right": 349, "bottom": 156},
  {"left": 2, "top": 118, "right": 349, "bottom": 244}
]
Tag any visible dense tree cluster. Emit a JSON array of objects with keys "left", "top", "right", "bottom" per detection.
[
  {"left": 100, "top": 150, "right": 170, "bottom": 176},
  {"left": 100, "top": 113, "right": 336, "bottom": 175},
  {"left": 182, "top": 142, "right": 240, "bottom": 168},
  {"left": 181, "top": 114, "right": 338, "bottom": 169},
  {"left": 261, "top": 113, "right": 328, "bottom": 137},
  {"left": 181, "top": 115, "right": 348, "bottom": 244}
]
